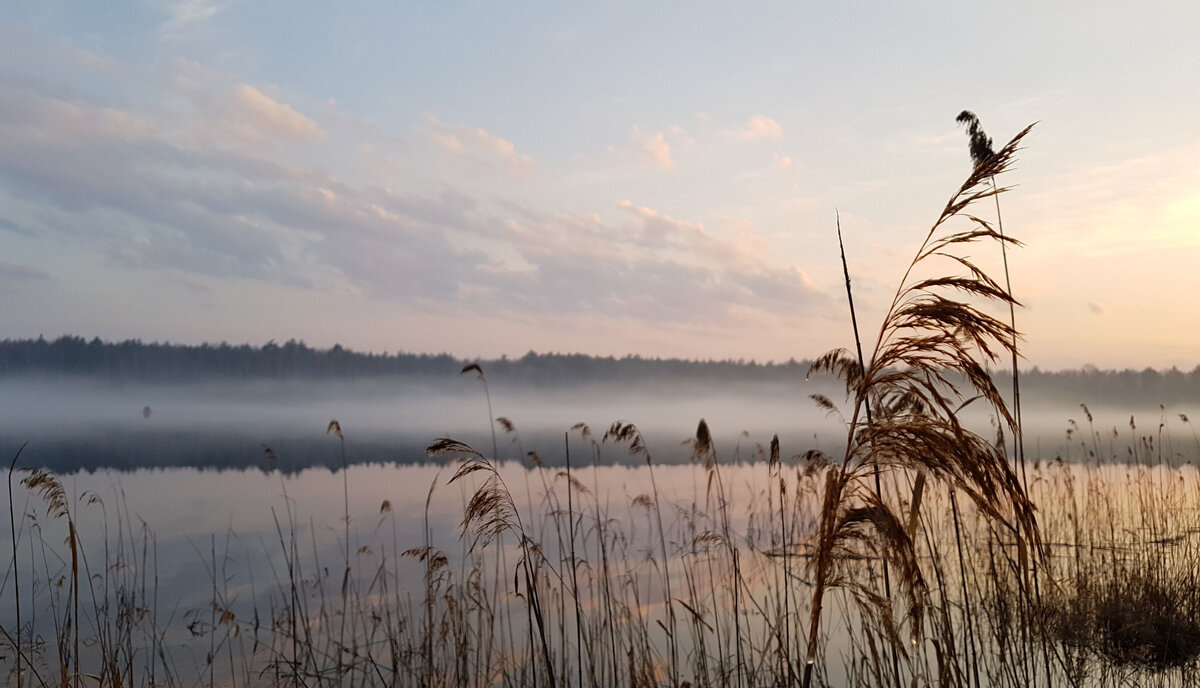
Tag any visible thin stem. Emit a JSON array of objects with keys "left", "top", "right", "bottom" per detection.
[
  {"left": 990, "top": 174, "right": 1053, "bottom": 687},
  {"left": 837, "top": 212, "right": 901, "bottom": 688},
  {"left": 565, "top": 433, "right": 582, "bottom": 688},
  {"left": 8, "top": 443, "right": 27, "bottom": 688}
]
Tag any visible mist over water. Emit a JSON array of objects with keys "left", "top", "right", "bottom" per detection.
[
  {"left": 6, "top": 370, "right": 1200, "bottom": 685},
  {"left": 2, "top": 375, "right": 845, "bottom": 471},
  {"left": 3, "top": 374, "right": 1198, "bottom": 471}
]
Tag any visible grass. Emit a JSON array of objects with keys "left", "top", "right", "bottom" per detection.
[
  {"left": 6, "top": 126, "right": 1200, "bottom": 687},
  {"left": 7, "top": 430, "right": 1200, "bottom": 687}
]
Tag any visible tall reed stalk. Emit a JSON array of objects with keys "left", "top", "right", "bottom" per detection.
[
  {"left": 835, "top": 211, "right": 902, "bottom": 688},
  {"left": 8, "top": 444, "right": 27, "bottom": 688},
  {"left": 769, "top": 435, "right": 794, "bottom": 686},
  {"left": 605, "top": 421, "right": 679, "bottom": 688},
  {"left": 959, "top": 110, "right": 1053, "bottom": 686},
  {"left": 564, "top": 433, "right": 583, "bottom": 688},
  {"left": 801, "top": 123, "right": 1042, "bottom": 688},
  {"left": 430, "top": 437, "right": 558, "bottom": 688}
]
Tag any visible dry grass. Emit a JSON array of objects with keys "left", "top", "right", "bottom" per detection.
[
  {"left": 5, "top": 429, "right": 1200, "bottom": 687},
  {"left": 9, "top": 124, "right": 1200, "bottom": 688},
  {"left": 798, "top": 123, "right": 1041, "bottom": 688}
]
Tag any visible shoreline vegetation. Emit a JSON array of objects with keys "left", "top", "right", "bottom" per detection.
[
  {"left": 6, "top": 127, "right": 1200, "bottom": 688},
  {"left": 6, "top": 428, "right": 1200, "bottom": 686}
]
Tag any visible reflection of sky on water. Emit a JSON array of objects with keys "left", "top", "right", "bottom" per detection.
[
  {"left": 4, "top": 459, "right": 802, "bottom": 681},
  {"left": 6, "top": 450, "right": 1200, "bottom": 685},
  {"left": 5, "top": 376, "right": 1200, "bottom": 684}
]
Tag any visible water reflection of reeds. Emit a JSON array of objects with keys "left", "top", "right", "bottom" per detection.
[{"left": 6, "top": 433, "right": 1200, "bottom": 687}]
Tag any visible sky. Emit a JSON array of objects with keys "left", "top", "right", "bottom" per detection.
[{"left": 1, "top": 2, "right": 1198, "bottom": 371}]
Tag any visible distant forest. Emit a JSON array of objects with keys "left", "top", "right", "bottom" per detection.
[{"left": 2, "top": 335, "right": 1198, "bottom": 404}]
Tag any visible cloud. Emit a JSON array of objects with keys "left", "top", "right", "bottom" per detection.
[
  {"left": 773, "top": 153, "right": 793, "bottom": 170},
  {"left": 0, "top": 91, "right": 152, "bottom": 144},
  {"left": 165, "top": 61, "right": 327, "bottom": 148},
  {"left": 615, "top": 199, "right": 706, "bottom": 250},
  {"left": 430, "top": 131, "right": 464, "bottom": 154},
  {"left": 234, "top": 85, "right": 324, "bottom": 143},
  {"left": 0, "top": 59, "right": 827, "bottom": 335},
  {"left": 1087, "top": 301, "right": 1107, "bottom": 315},
  {"left": 0, "top": 261, "right": 51, "bottom": 283},
  {"left": 494, "top": 232, "right": 824, "bottom": 323},
  {"left": 162, "top": 0, "right": 220, "bottom": 33},
  {"left": 745, "top": 115, "right": 782, "bottom": 140},
  {"left": 666, "top": 124, "right": 695, "bottom": 148},
  {"left": 635, "top": 129, "right": 675, "bottom": 171},
  {"left": 427, "top": 116, "right": 534, "bottom": 172},
  {"left": 0, "top": 216, "right": 29, "bottom": 235}
]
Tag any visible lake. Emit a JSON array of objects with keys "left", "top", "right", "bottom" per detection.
[{"left": 4, "top": 377, "right": 1199, "bottom": 686}]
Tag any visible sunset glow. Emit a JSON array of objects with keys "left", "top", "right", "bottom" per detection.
[{"left": 2, "top": 3, "right": 1197, "bottom": 369}]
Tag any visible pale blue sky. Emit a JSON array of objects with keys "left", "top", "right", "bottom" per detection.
[{"left": 2, "top": 2, "right": 1198, "bottom": 368}]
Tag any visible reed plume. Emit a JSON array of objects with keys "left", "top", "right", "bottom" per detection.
[
  {"left": 430, "top": 437, "right": 558, "bottom": 688},
  {"left": 801, "top": 123, "right": 1042, "bottom": 688}
]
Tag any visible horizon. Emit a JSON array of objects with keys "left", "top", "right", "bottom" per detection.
[
  {"left": 2, "top": 4, "right": 1198, "bottom": 370},
  {"left": 6, "top": 333, "right": 1198, "bottom": 375}
]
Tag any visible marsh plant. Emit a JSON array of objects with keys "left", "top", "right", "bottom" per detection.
[
  {"left": 8, "top": 414, "right": 1200, "bottom": 688},
  {"left": 11, "top": 123, "right": 1200, "bottom": 688},
  {"left": 799, "top": 123, "right": 1042, "bottom": 687}
]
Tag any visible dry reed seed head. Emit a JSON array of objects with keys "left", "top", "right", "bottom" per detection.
[
  {"left": 460, "top": 362, "right": 484, "bottom": 380},
  {"left": 603, "top": 420, "right": 650, "bottom": 462},
  {"left": 326, "top": 419, "right": 343, "bottom": 440},
  {"left": 427, "top": 437, "right": 485, "bottom": 460},
  {"left": 402, "top": 546, "right": 450, "bottom": 574},
  {"left": 459, "top": 480, "right": 520, "bottom": 550},
  {"left": 809, "top": 393, "right": 840, "bottom": 417},
  {"left": 554, "top": 470, "right": 590, "bottom": 494},
  {"left": 807, "top": 348, "right": 864, "bottom": 399},
  {"left": 800, "top": 450, "right": 830, "bottom": 477},
  {"left": 769, "top": 434, "right": 780, "bottom": 469},
  {"left": 570, "top": 421, "right": 591, "bottom": 440},
  {"left": 691, "top": 419, "right": 714, "bottom": 468},
  {"left": 20, "top": 468, "right": 69, "bottom": 518},
  {"left": 631, "top": 494, "right": 654, "bottom": 509},
  {"left": 495, "top": 416, "right": 516, "bottom": 434},
  {"left": 526, "top": 451, "right": 543, "bottom": 468},
  {"left": 380, "top": 499, "right": 391, "bottom": 513},
  {"left": 448, "top": 459, "right": 498, "bottom": 483}
]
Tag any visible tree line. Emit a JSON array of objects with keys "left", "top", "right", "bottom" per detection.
[
  {"left": 0, "top": 335, "right": 810, "bottom": 385},
  {"left": 1, "top": 335, "right": 1197, "bottom": 404}
]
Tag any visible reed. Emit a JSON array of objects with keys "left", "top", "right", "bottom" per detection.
[
  {"left": 15, "top": 122, "right": 1200, "bottom": 688},
  {"left": 7, "top": 418, "right": 1200, "bottom": 687},
  {"left": 7, "top": 444, "right": 27, "bottom": 688},
  {"left": 801, "top": 122, "right": 1042, "bottom": 688}
]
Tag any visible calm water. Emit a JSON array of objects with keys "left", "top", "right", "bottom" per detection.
[{"left": 4, "top": 377, "right": 1198, "bottom": 685}]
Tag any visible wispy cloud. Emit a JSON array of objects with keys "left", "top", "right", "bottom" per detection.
[
  {"left": 632, "top": 128, "right": 675, "bottom": 171},
  {"left": 492, "top": 199, "right": 826, "bottom": 323},
  {"left": 0, "top": 91, "right": 152, "bottom": 144},
  {"left": 0, "top": 261, "right": 51, "bottom": 283},
  {"left": 0, "top": 49, "right": 830, "bottom": 342},
  {"left": 427, "top": 116, "right": 534, "bottom": 172},
  {"left": 160, "top": 0, "right": 220, "bottom": 40},
  {"left": 744, "top": 115, "right": 782, "bottom": 140},
  {"left": 234, "top": 85, "right": 324, "bottom": 143}
]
